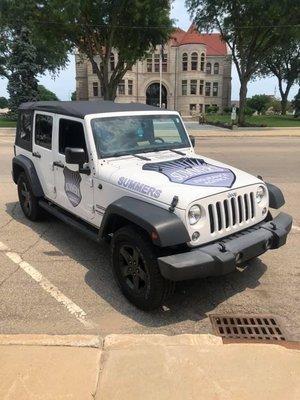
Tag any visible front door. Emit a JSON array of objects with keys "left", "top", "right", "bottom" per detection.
[
  {"left": 32, "top": 112, "right": 56, "bottom": 200},
  {"left": 53, "top": 117, "right": 95, "bottom": 223},
  {"left": 146, "top": 83, "right": 167, "bottom": 108}
]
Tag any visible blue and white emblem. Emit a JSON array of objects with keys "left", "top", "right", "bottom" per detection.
[
  {"left": 143, "top": 158, "right": 235, "bottom": 188},
  {"left": 63, "top": 167, "right": 82, "bottom": 207}
]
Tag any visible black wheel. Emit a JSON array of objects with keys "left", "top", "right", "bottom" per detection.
[
  {"left": 111, "top": 226, "right": 174, "bottom": 311},
  {"left": 17, "top": 172, "right": 43, "bottom": 221}
]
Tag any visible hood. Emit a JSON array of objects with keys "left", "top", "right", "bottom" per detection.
[{"left": 98, "top": 150, "right": 262, "bottom": 209}]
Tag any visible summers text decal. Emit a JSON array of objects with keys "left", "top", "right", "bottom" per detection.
[
  {"left": 118, "top": 177, "right": 161, "bottom": 198},
  {"left": 63, "top": 167, "right": 82, "bottom": 207},
  {"left": 143, "top": 157, "right": 236, "bottom": 188}
]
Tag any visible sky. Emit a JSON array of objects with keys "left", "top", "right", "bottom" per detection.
[{"left": 0, "top": 0, "right": 298, "bottom": 101}]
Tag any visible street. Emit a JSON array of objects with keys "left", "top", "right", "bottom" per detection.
[{"left": 0, "top": 129, "right": 299, "bottom": 339}]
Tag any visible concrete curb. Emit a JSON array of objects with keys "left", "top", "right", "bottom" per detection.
[{"left": 0, "top": 334, "right": 102, "bottom": 348}]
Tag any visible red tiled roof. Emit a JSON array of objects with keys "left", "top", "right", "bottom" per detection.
[{"left": 171, "top": 23, "right": 228, "bottom": 56}]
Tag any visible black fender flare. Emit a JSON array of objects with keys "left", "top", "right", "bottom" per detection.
[
  {"left": 266, "top": 182, "right": 285, "bottom": 209},
  {"left": 99, "top": 196, "right": 190, "bottom": 247},
  {"left": 12, "top": 155, "right": 44, "bottom": 197}
]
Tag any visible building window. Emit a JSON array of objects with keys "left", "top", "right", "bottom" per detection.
[
  {"left": 154, "top": 53, "right": 160, "bottom": 72},
  {"left": 205, "top": 82, "right": 211, "bottom": 96},
  {"left": 205, "top": 104, "right": 210, "bottom": 113},
  {"left": 92, "top": 61, "right": 98, "bottom": 74},
  {"left": 199, "top": 104, "right": 203, "bottom": 113},
  {"left": 213, "top": 82, "right": 218, "bottom": 97},
  {"left": 182, "top": 80, "right": 187, "bottom": 95},
  {"left": 35, "top": 114, "right": 53, "bottom": 150},
  {"left": 110, "top": 53, "right": 115, "bottom": 71},
  {"left": 190, "top": 80, "right": 197, "bottom": 95},
  {"left": 206, "top": 62, "right": 211, "bottom": 74},
  {"left": 93, "top": 82, "right": 99, "bottom": 97},
  {"left": 162, "top": 54, "right": 168, "bottom": 72},
  {"left": 200, "top": 53, "right": 205, "bottom": 71},
  {"left": 191, "top": 52, "right": 198, "bottom": 70},
  {"left": 128, "top": 80, "right": 133, "bottom": 95},
  {"left": 146, "top": 54, "right": 152, "bottom": 72},
  {"left": 214, "top": 63, "right": 219, "bottom": 74},
  {"left": 189, "top": 104, "right": 196, "bottom": 115},
  {"left": 118, "top": 80, "right": 125, "bottom": 95},
  {"left": 182, "top": 53, "right": 188, "bottom": 71},
  {"left": 199, "top": 80, "right": 204, "bottom": 95}
]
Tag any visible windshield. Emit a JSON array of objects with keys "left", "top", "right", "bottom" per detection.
[{"left": 91, "top": 114, "right": 190, "bottom": 158}]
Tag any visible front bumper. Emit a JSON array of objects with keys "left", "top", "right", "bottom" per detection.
[{"left": 158, "top": 212, "right": 292, "bottom": 281}]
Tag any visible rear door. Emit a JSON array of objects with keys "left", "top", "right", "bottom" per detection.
[{"left": 32, "top": 112, "right": 56, "bottom": 200}]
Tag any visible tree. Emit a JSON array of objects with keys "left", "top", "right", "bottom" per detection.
[
  {"left": 259, "top": 37, "right": 300, "bottom": 115},
  {"left": 292, "top": 88, "right": 300, "bottom": 118},
  {"left": 0, "top": 96, "right": 8, "bottom": 108},
  {"left": 71, "top": 91, "right": 77, "bottom": 101},
  {"left": 7, "top": 27, "right": 39, "bottom": 116},
  {"left": 246, "top": 95, "right": 271, "bottom": 114},
  {"left": 186, "top": 0, "right": 299, "bottom": 125},
  {"left": 0, "top": 0, "right": 69, "bottom": 108},
  {"left": 37, "top": 85, "right": 59, "bottom": 101},
  {"left": 42, "top": 0, "right": 173, "bottom": 100}
]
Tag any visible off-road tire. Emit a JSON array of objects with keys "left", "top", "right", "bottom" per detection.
[
  {"left": 111, "top": 225, "right": 174, "bottom": 311},
  {"left": 17, "top": 172, "right": 43, "bottom": 221}
]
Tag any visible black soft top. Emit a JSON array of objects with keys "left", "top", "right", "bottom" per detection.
[{"left": 19, "top": 100, "right": 162, "bottom": 119}]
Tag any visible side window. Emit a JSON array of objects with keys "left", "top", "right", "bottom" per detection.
[
  {"left": 16, "top": 111, "right": 33, "bottom": 151},
  {"left": 59, "top": 119, "right": 87, "bottom": 155},
  {"left": 35, "top": 114, "right": 53, "bottom": 149}
]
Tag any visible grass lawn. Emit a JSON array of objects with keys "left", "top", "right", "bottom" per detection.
[
  {"left": 0, "top": 118, "right": 16, "bottom": 128},
  {"left": 206, "top": 114, "right": 300, "bottom": 127}
]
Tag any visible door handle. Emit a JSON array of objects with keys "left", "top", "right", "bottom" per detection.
[
  {"left": 32, "top": 151, "right": 41, "bottom": 158},
  {"left": 53, "top": 161, "right": 64, "bottom": 168}
]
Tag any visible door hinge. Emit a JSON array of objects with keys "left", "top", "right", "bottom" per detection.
[{"left": 89, "top": 178, "right": 94, "bottom": 188}]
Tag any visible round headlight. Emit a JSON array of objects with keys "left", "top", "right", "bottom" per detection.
[
  {"left": 256, "top": 185, "right": 266, "bottom": 204},
  {"left": 188, "top": 205, "right": 201, "bottom": 225}
]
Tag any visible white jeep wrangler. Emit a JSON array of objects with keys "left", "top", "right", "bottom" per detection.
[{"left": 12, "top": 101, "right": 292, "bottom": 310}]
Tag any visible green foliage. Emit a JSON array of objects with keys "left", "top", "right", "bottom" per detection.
[
  {"left": 37, "top": 85, "right": 59, "bottom": 101},
  {"left": 186, "top": 0, "right": 299, "bottom": 125},
  {"left": 244, "top": 106, "right": 255, "bottom": 116},
  {"left": 42, "top": 0, "right": 173, "bottom": 99},
  {"left": 0, "top": 0, "right": 70, "bottom": 77},
  {"left": 246, "top": 95, "right": 271, "bottom": 114},
  {"left": 206, "top": 105, "right": 219, "bottom": 114},
  {"left": 0, "top": 96, "right": 8, "bottom": 108},
  {"left": 7, "top": 28, "right": 39, "bottom": 116},
  {"left": 71, "top": 91, "right": 77, "bottom": 101},
  {"left": 222, "top": 106, "right": 231, "bottom": 114}
]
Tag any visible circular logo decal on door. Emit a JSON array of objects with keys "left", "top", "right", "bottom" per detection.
[{"left": 63, "top": 167, "right": 82, "bottom": 207}]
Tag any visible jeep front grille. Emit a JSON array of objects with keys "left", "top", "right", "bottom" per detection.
[{"left": 208, "top": 192, "right": 255, "bottom": 233}]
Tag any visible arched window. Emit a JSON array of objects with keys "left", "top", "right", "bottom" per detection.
[
  {"left": 191, "top": 52, "right": 198, "bottom": 70},
  {"left": 182, "top": 53, "right": 188, "bottom": 71},
  {"left": 110, "top": 53, "right": 115, "bottom": 71},
  {"left": 200, "top": 53, "right": 205, "bottom": 71},
  {"left": 206, "top": 62, "right": 211, "bottom": 74},
  {"left": 214, "top": 63, "right": 219, "bottom": 74}
]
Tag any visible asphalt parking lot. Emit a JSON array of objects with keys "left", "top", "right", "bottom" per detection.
[{"left": 0, "top": 129, "right": 299, "bottom": 338}]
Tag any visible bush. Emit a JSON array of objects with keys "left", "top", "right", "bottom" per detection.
[
  {"left": 244, "top": 106, "right": 255, "bottom": 116},
  {"left": 246, "top": 95, "right": 271, "bottom": 114},
  {"left": 206, "top": 105, "right": 219, "bottom": 114},
  {"left": 223, "top": 106, "right": 231, "bottom": 114},
  {"left": 0, "top": 97, "right": 9, "bottom": 109}
]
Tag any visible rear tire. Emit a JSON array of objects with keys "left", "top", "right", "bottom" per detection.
[
  {"left": 111, "top": 226, "right": 174, "bottom": 311},
  {"left": 17, "top": 172, "right": 43, "bottom": 221}
]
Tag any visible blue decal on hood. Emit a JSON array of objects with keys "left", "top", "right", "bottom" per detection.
[{"left": 143, "top": 158, "right": 235, "bottom": 188}]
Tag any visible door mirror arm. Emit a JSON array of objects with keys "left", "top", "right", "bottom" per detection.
[{"left": 79, "top": 165, "right": 91, "bottom": 175}]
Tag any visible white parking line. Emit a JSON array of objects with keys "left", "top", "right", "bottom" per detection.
[
  {"left": 0, "top": 241, "right": 95, "bottom": 329},
  {"left": 292, "top": 225, "right": 300, "bottom": 232}
]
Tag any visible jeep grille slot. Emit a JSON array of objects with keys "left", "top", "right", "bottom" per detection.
[{"left": 208, "top": 192, "right": 255, "bottom": 234}]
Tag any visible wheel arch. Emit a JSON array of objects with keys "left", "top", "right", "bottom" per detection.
[
  {"left": 12, "top": 155, "right": 44, "bottom": 197},
  {"left": 99, "top": 196, "right": 190, "bottom": 247}
]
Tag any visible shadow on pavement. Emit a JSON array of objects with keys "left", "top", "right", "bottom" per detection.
[{"left": 6, "top": 201, "right": 267, "bottom": 332}]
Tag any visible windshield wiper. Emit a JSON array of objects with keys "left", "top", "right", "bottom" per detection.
[
  {"left": 132, "top": 153, "right": 151, "bottom": 161},
  {"left": 169, "top": 148, "right": 186, "bottom": 156}
]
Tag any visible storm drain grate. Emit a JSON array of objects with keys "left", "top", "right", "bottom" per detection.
[{"left": 210, "top": 315, "right": 287, "bottom": 341}]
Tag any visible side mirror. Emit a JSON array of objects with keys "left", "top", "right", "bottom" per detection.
[
  {"left": 65, "top": 147, "right": 86, "bottom": 165},
  {"left": 189, "top": 135, "right": 196, "bottom": 147}
]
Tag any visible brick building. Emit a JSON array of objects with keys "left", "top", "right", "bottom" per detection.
[{"left": 75, "top": 24, "right": 232, "bottom": 115}]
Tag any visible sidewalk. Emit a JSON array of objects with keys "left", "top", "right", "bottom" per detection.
[{"left": 1, "top": 334, "right": 299, "bottom": 400}]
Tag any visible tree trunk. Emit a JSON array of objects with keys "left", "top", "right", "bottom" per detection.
[
  {"left": 281, "top": 95, "right": 288, "bottom": 115},
  {"left": 238, "top": 79, "right": 249, "bottom": 126}
]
